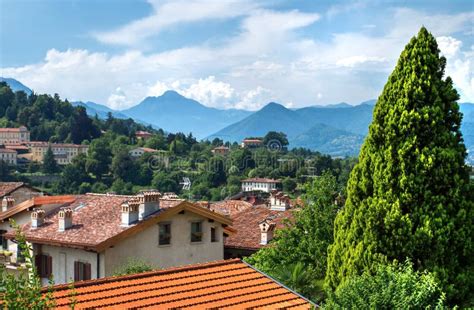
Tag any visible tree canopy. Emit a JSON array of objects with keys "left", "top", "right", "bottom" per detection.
[{"left": 325, "top": 27, "right": 473, "bottom": 304}]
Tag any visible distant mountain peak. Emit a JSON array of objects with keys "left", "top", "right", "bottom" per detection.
[
  {"left": 261, "top": 102, "right": 288, "bottom": 112},
  {"left": 0, "top": 77, "right": 32, "bottom": 95},
  {"left": 161, "top": 90, "right": 184, "bottom": 99}
]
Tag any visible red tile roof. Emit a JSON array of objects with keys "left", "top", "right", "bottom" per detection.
[
  {"left": 0, "top": 195, "right": 75, "bottom": 222},
  {"left": 225, "top": 204, "right": 294, "bottom": 250},
  {"left": 0, "top": 127, "right": 26, "bottom": 132},
  {"left": 0, "top": 148, "right": 17, "bottom": 153},
  {"left": 0, "top": 182, "right": 24, "bottom": 198},
  {"left": 9, "top": 195, "right": 232, "bottom": 252},
  {"left": 241, "top": 177, "right": 281, "bottom": 183},
  {"left": 47, "top": 259, "right": 312, "bottom": 309},
  {"left": 210, "top": 200, "right": 253, "bottom": 217}
]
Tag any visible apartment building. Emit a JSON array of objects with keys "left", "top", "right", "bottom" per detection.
[
  {"left": 27, "top": 142, "right": 89, "bottom": 165},
  {"left": 0, "top": 126, "right": 30, "bottom": 144}
]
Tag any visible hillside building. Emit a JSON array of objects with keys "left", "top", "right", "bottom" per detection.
[
  {"left": 241, "top": 178, "right": 281, "bottom": 193},
  {"left": 27, "top": 142, "right": 89, "bottom": 165},
  {"left": 0, "top": 126, "right": 30, "bottom": 144}
]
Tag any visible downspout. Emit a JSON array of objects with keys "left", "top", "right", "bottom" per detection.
[{"left": 96, "top": 252, "right": 100, "bottom": 279}]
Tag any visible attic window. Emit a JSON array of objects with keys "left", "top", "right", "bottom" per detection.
[
  {"left": 191, "top": 221, "right": 203, "bottom": 242},
  {"left": 211, "top": 227, "right": 218, "bottom": 243},
  {"left": 159, "top": 223, "right": 171, "bottom": 245}
]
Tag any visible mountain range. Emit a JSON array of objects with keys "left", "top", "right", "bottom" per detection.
[{"left": 1, "top": 77, "right": 473, "bottom": 161}]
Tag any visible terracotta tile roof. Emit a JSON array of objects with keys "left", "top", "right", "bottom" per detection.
[
  {"left": 241, "top": 177, "right": 281, "bottom": 183},
  {"left": 47, "top": 259, "right": 313, "bottom": 309},
  {"left": 0, "top": 148, "right": 17, "bottom": 153},
  {"left": 27, "top": 142, "right": 88, "bottom": 148},
  {"left": 3, "top": 144, "right": 29, "bottom": 151},
  {"left": 0, "top": 127, "right": 26, "bottom": 132},
  {"left": 225, "top": 204, "right": 294, "bottom": 250},
  {"left": 0, "top": 195, "right": 75, "bottom": 222},
  {"left": 0, "top": 182, "right": 24, "bottom": 198},
  {"left": 210, "top": 200, "right": 253, "bottom": 217},
  {"left": 9, "top": 195, "right": 231, "bottom": 251}
]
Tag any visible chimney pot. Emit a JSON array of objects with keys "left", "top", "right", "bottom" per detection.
[
  {"left": 121, "top": 201, "right": 139, "bottom": 226},
  {"left": 259, "top": 219, "right": 275, "bottom": 245},
  {"left": 31, "top": 208, "right": 46, "bottom": 228},
  {"left": 2, "top": 196, "right": 15, "bottom": 212},
  {"left": 58, "top": 207, "right": 73, "bottom": 231},
  {"left": 138, "top": 190, "right": 161, "bottom": 220}
]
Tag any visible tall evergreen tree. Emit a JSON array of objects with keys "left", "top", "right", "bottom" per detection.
[
  {"left": 325, "top": 27, "right": 473, "bottom": 304},
  {"left": 42, "top": 146, "right": 58, "bottom": 174}
]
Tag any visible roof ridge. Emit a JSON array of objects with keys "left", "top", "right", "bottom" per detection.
[{"left": 47, "top": 259, "right": 242, "bottom": 293}]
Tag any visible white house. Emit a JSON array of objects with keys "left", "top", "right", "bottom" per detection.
[
  {"left": 6, "top": 192, "right": 232, "bottom": 285},
  {"left": 269, "top": 191, "right": 291, "bottom": 211},
  {"left": 241, "top": 178, "right": 281, "bottom": 193},
  {"left": 0, "top": 147, "right": 17, "bottom": 165}
]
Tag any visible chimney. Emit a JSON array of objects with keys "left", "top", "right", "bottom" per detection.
[
  {"left": 270, "top": 192, "right": 290, "bottom": 211},
  {"left": 2, "top": 196, "right": 15, "bottom": 212},
  {"left": 138, "top": 191, "right": 161, "bottom": 220},
  {"left": 31, "top": 208, "right": 46, "bottom": 228},
  {"left": 259, "top": 219, "right": 276, "bottom": 245},
  {"left": 58, "top": 207, "right": 73, "bottom": 231},
  {"left": 121, "top": 200, "right": 139, "bottom": 226}
]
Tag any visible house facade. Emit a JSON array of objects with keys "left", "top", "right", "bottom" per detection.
[
  {"left": 7, "top": 192, "right": 232, "bottom": 285},
  {"left": 27, "top": 142, "right": 89, "bottom": 165},
  {"left": 0, "top": 126, "right": 30, "bottom": 144},
  {"left": 241, "top": 138, "right": 263, "bottom": 148},
  {"left": 241, "top": 178, "right": 281, "bottom": 193},
  {"left": 0, "top": 147, "right": 17, "bottom": 165}
]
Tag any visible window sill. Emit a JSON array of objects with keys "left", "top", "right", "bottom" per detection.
[
  {"left": 190, "top": 241, "right": 204, "bottom": 245},
  {"left": 158, "top": 244, "right": 171, "bottom": 248}
]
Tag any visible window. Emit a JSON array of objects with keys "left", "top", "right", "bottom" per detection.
[
  {"left": 191, "top": 222, "right": 203, "bottom": 242},
  {"left": 74, "top": 261, "right": 91, "bottom": 281},
  {"left": 0, "top": 230, "right": 7, "bottom": 250},
  {"left": 35, "top": 254, "right": 52, "bottom": 278},
  {"left": 211, "top": 227, "right": 218, "bottom": 243},
  {"left": 159, "top": 223, "right": 171, "bottom": 245}
]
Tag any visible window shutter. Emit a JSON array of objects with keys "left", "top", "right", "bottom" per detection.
[
  {"left": 84, "top": 263, "right": 91, "bottom": 280},
  {"left": 74, "top": 261, "right": 79, "bottom": 281},
  {"left": 46, "top": 255, "right": 52, "bottom": 277},
  {"left": 35, "top": 255, "right": 43, "bottom": 277}
]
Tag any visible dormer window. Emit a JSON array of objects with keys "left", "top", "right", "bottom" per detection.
[
  {"left": 159, "top": 223, "right": 171, "bottom": 245},
  {"left": 191, "top": 221, "right": 203, "bottom": 242}
]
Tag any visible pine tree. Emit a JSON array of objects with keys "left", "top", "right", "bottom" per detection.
[
  {"left": 42, "top": 146, "right": 58, "bottom": 174},
  {"left": 325, "top": 27, "right": 473, "bottom": 304}
]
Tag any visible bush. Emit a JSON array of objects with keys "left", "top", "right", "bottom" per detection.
[
  {"left": 323, "top": 260, "right": 446, "bottom": 309},
  {"left": 113, "top": 258, "right": 154, "bottom": 276}
]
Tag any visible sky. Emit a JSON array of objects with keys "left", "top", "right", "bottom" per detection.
[{"left": 0, "top": 0, "right": 472, "bottom": 111}]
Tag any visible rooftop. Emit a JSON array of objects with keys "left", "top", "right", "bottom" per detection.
[
  {"left": 27, "top": 142, "right": 88, "bottom": 148},
  {"left": 210, "top": 200, "right": 253, "bottom": 217},
  {"left": 0, "top": 182, "right": 25, "bottom": 198},
  {"left": 47, "top": 259, "right": 312, "bottom": 309},
  {"left": 241, "top": 177, "right": 281, "bottom": 183},
  {"left": 225, "top": 204, "right": 294, "bottom": 250},
  {"left": 0, "top": 126, "right": 28, "bottom": 132},
  {"left": 9, "top": 194, "right": 231, "bottom": 252}
]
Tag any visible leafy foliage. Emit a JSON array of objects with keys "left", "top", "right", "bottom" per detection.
[
  {"left": 113, "top": 258, "right": 154, "bottom": 276},
  {"left": 0, "top": 220, "right": 56, "bottom": 309},
  {"left": 323, "top": 260, "right": 446, "bottom": 309},
  {"left": 42, "top": 146, "right": 58, "bottom": 174},
  {"left": 325, "top": 27, "right": 474, "bottom": 304},
  {"left": 246, "top": 172, "right": 339, "bottom": 300}
]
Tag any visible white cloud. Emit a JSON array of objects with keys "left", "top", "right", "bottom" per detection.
[
  {"left": 2, "top": 5, "right": 473, "bottom": 113},
  {"left": 94, "top": 0, "right": 259, "bottom": 46}
]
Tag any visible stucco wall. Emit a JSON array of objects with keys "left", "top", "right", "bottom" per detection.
[
  {"left": 36, "top": 244, "right": 102, "bottom": 286},
  {"left": 104, "top": 210, "right": 224, "bottom": 276}
]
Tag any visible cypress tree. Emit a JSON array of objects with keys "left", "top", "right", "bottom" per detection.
[{"left": 325, "top": 27, "right": 473, "bottom": 304}]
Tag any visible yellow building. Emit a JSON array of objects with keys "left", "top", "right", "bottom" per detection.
[
  {"left": 0, "top": 126, "right": 30, "bottom": 144},
  {"left": 27, "top": 142, "right": 89, "bottom": 165}
]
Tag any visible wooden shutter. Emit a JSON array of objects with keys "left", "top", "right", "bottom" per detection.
[
  {"left": 35, "top": 254, "right": 43, "bottom": 277},
  {"left": 74, "top": 261, "right": 79, "bottom": 281},
  {"left": 46, "top": 255, "right": 52, "bottom": 277},
  {"left": 84, "top": 263, "right": 91, "bottom": 280}
]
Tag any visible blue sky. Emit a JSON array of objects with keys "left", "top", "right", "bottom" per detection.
[{"left": 1, "top": 0, "right": 472, "bottom": 110}]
